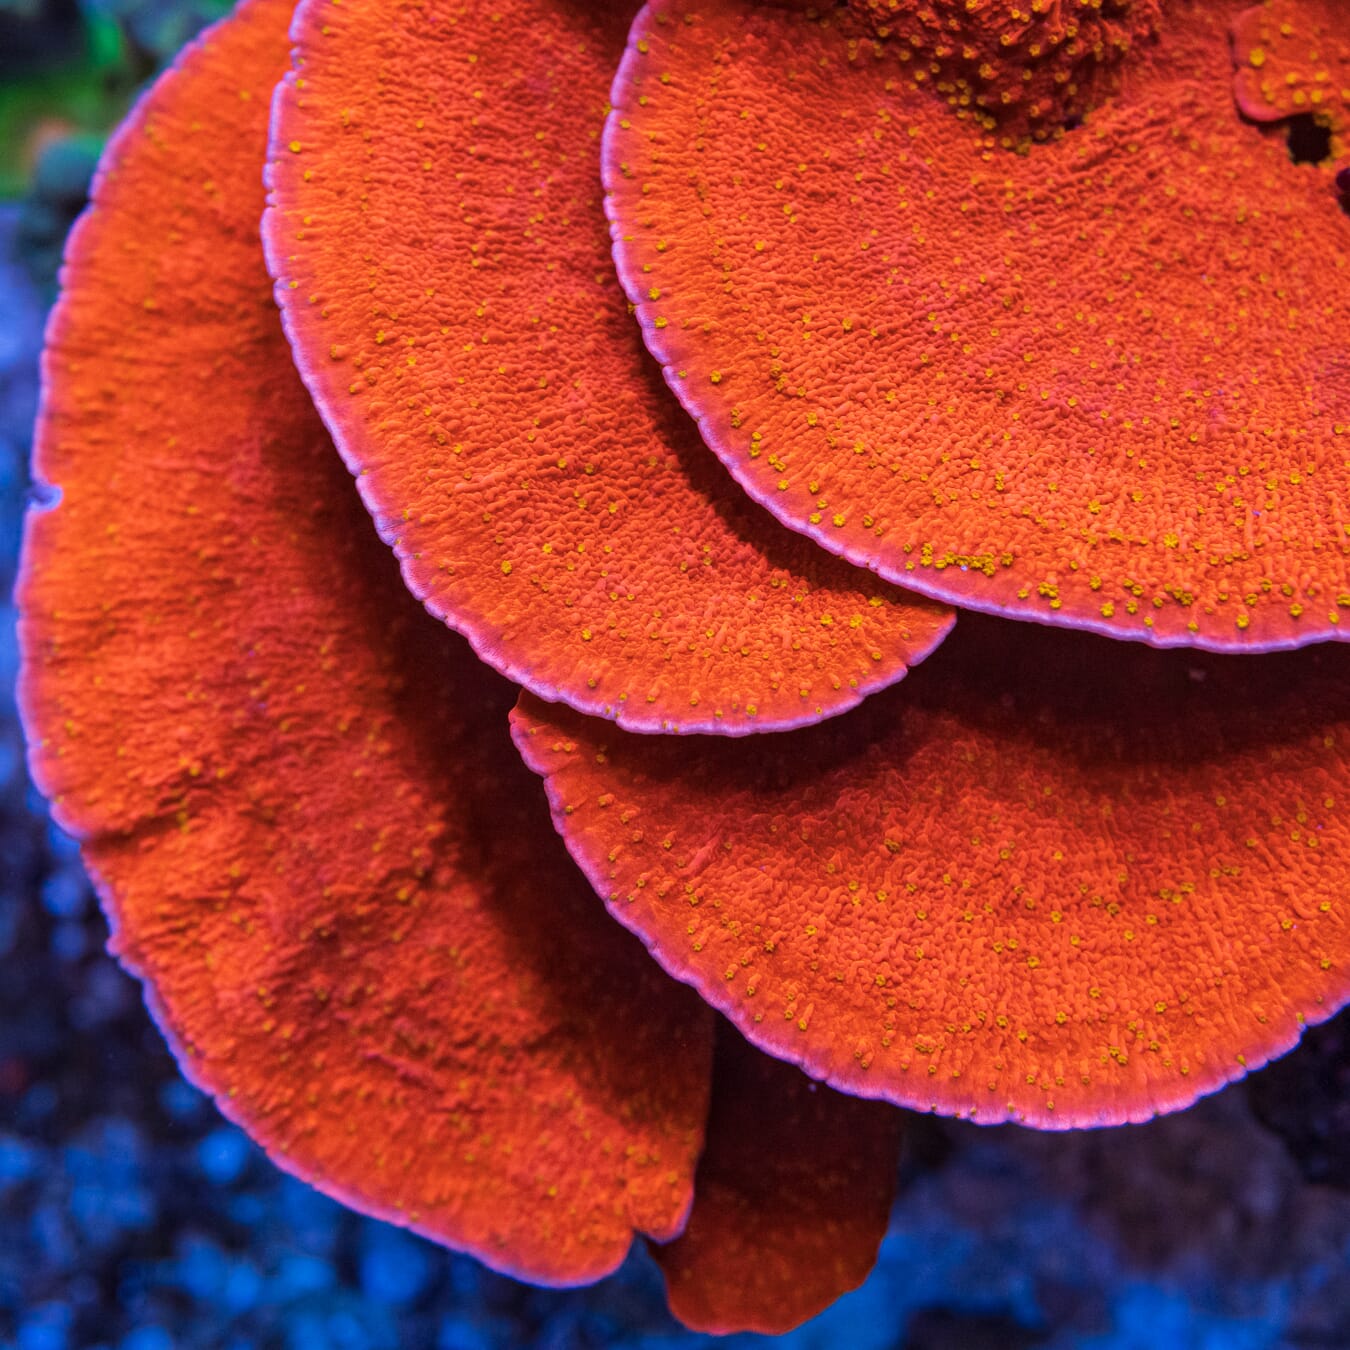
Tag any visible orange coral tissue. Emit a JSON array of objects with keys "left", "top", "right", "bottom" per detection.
[
  {"left": 603, "top": 0, "right": 1350, "bottom": 650},
  {"left": 14, "top": 0, "right": 1350, "bottom": 1336}
]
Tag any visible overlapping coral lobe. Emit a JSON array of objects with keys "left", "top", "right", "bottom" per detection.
[
  {"left": 17, "top": 0, "right": 715, "bottom": 1285},
  {"left": 262, "top": 0, "right": 952, "bottom": 738},
  {"left": 650, "top": 1023, "right": 901, "bottom": 1334},
  {"left": 515, "top": 611, "right": 1350, "bottom": 1128},
  {"left": 603, "top": 0, "right": 1350, "bottom": 652}
]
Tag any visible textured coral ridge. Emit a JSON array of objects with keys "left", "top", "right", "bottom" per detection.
[
  {"left": 260, "top": 0, "right": 953, "bottom": 737},
  {"left": 604, "top": 0, "right": 1350, "bottom": 652},
  {"left": 513, "top": 612, "right": 1350, "bottom": 1128},
  {"left": 15, "top": 0, "right": 718, "bottom": 1285}
]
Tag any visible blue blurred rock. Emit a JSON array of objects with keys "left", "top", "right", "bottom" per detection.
[
  {"left": 14, "top": 135, "right": 101, "bottom": 296},
  {"left": 156, "top": 1075, "right": 205, "bottom": 1125},
  {"left": 358, "top": 1225, "right": 433, "bottom": 1307},
  {"left": 197, "top": 1125, "right": 251, "bottom": 1187},
  {"left": 18, "top": 1301, "right": 72, "bottom": 1350},
  {"left": 275, "top": 1252, "right": 336, "bottom": 1300},
  {"left": 171, "top": 1233, "right": 227, "bottom": 1302},
  {"left": 119, "top": 1326, "right": 173, "bottom": 1350},
  {"left": 436, "top": 1313, "right": 502, "bottom": 1350},
  {"left": 0, "top": 1133, "right": 36, "bottom": 1189},
  {"left": 40, "top": 865, "right": 89, "bottom": 920},
  {"left": 49, "top": 920, "right": 87, "bottom": 962}
]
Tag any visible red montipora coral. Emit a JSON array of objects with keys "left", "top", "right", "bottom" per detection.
[
  {"left": 20, "top": 0, "right": 1350, "bottom": 1329},
  {"left": 513, "top": 612, "right": 1350, "bottom": 1128},
  {"left": 16, "top": 0, "right": 714, "bottom": 1285},
  {"left": 848, "top": 0, "right": 1163, "bottom": 147},
  {"left": 15, "top": 0, "right": 909, "bottom": 1325},
  {"left": 260, "top": 0, "right": 952, "bottom": 736},
  {"left": 603, "top": 0, "right": 1350, "bottom": 651}
]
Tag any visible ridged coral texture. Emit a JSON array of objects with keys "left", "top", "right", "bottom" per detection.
[
  {"left": 514, "top": 613, "right": 1350, "bottom": 1128},
  {"left": 604, "top": 0, "right": 1350, "bottom": 651},
  {"left": 262, "top": 0, "right": 952, "bottom": 736}
]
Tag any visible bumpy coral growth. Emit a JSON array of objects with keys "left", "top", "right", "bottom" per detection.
[
  {"left": 514, "top": 614, "right": 1350, "bottom": 1128},
  {"left": 604, "top": 0, "right": 1350, "bottom": 650},
  {"left": 261, "top": 0, "right": 951, "bottom": 736},
  {"left": 1231, "top": 0, "right": 1350, "bottom": 200},
  {"left": 850, "top": 0, "right": 1162, "bottom": 145},
  {"left": 17, "top": 0, "right": 714, "bottom": 1283}
]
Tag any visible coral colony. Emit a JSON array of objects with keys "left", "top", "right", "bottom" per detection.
[{"left": 15, "top": 0, "right": 1350, "bottom": 1335}]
